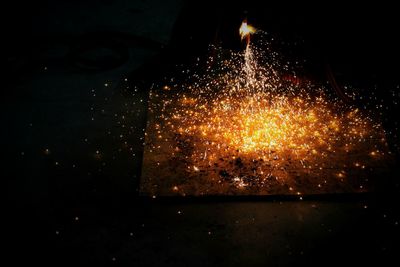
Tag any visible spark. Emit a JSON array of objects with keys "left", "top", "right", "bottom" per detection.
[{"left": 142, "top": 21, "right": 391, "bottom": 195}]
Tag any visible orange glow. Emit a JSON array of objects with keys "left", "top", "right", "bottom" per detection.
[
  {"left": 239, "top": 21, "right": 256, "bottom": 41},
  {"left": 141, "top": 22, "right": 390, "bottom": 195}
]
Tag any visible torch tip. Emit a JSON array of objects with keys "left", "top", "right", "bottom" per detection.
[{"left": 239, "top": 21, "right": 256, "bottom": 41}]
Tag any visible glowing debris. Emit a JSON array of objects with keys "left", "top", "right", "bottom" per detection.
[{"left": 140, "top": 28, "right": 392, "bottom": 196}]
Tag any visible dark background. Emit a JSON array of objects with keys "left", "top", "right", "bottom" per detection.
[{"left": 4, "top": 0, "right": 400, "bottom": 266}]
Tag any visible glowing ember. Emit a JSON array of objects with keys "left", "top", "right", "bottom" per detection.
[
  {"left": 140, "top": 23, "right": 391, "bottom": 196},
  {"left": 191, "top": 95, "right": 344, "bottom": 153}
]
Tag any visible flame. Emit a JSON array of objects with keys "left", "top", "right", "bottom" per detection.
[{"left": 239, "top": 21, "right": 256, "bottom": 40}]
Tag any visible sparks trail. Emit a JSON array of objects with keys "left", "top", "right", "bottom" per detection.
[{"left": 141, "top": 21, "right": 392, "bottom": 196}]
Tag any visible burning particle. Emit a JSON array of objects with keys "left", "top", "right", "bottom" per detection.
[
  {"left": 370, "top": 151, "right": 379, "bottom": 156},
  {"left": 337, "top": 172, "right": 345, "bottom": 178}
]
